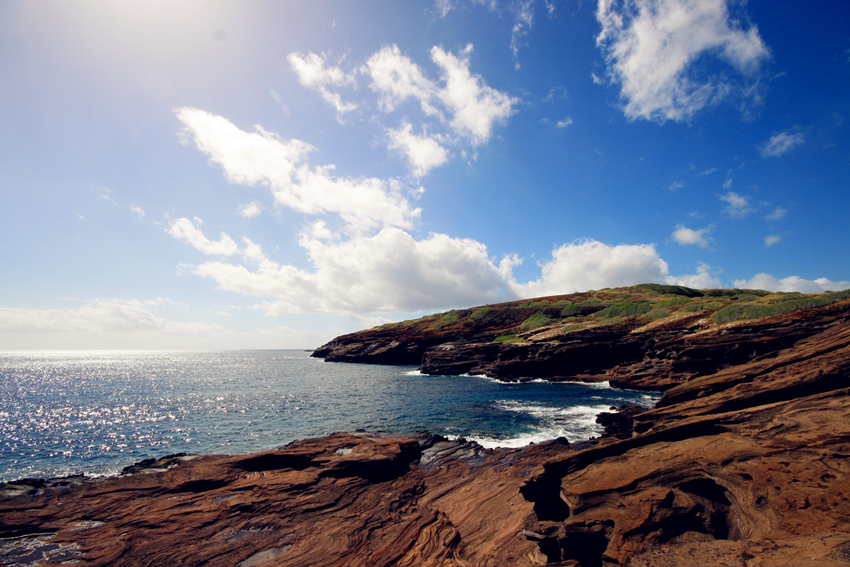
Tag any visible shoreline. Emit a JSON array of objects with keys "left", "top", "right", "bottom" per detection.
[{"left": 3, "top": 300, "right": 850, "bottom": 565}]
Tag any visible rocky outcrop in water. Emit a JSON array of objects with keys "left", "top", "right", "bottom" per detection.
[{"left": 3, "top": 288, "right": 850, "bottom": 566}]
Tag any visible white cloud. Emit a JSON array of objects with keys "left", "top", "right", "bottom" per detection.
[
  {"left": 544, "top": 86, "right": 568, "bottom": 102},
  {"left": 0, "top": 298, "right": 197, "bottom": 334},
  {"left": 307, "top": 220, "right": 335, "bottom": 240},
  {"left": 175, "top": 107, "right": 421, "bottom": 233},
  {"left": 510, "top": 0, "right": 535, "bottom": 67},
  {"left": 0, "top": 299, "right": 335, "bottom": 350},
  {"left": 130, "top": 205, "right": 145, "bottom": 219},
  {"left": 718, "top": 191, "right": 753, "bottom": 218},
  {"left": 189, "top": 228, "right": 518, "bottom": 315},
  {"left": 596, "top": 0, "right": 769, "bottom": 122},
  {"left": 363, "top": 45, "right": 440, "bottom": 115},
  {"left": 436, "top": 0, "right": 455, "bottom": 17},
  {"left": 287, "top": 52, "right": 357, "bottom": 116},
  {"left": 671, "top": 224, "right": 712, "bottom": 247},
  {"left": 431, "top": 45, "right": 518, "bottom": 145},
  {"left": 511, "top": 240, "right": 671, "bottom": 297},
  {"left": 764, "top": 234, "right": 781, "bottom": 247},
  {"left": 298, "top": 42, "right": 518, "bottom": 175},
  {"left": 733, "top": 274, "right": 850, "bottom": 294},
  {"left": 238, "top": 201, "right": 263, "bottom": 218},
  {"left": 759, "top": 130, "right": 805, "bottom": 157},
  {"left": 556, "top": 117, "right": 574, "bottom": 128},
  {"left": 167, "top": 217, "right": 239, "bottom": 256},
  {"left": 363, "top": 44, "right": 518, "bottom": 145},
  {"left": 666, "top": 262, "right": 723, "bottom": 289},
  {"left": 765, "top": 206, "right": 787, "bottom": 221},
  {"left": 387, "top": 122, "right": 449, "bottom": 177},
  {"left": 435, "top": 0, "right": 498, "bottom": 18}
]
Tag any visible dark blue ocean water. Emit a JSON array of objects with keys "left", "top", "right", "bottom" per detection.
[{"left": 0, "top": 350, "right": 658, "bottom": 483}]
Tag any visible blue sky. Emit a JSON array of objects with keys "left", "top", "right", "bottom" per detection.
[{"left": 2, "top": 0, "right": 849, "bottom": 349}]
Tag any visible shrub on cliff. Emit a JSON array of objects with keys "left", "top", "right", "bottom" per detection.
[
  {"left": 520, "top": 313, "right": 554, "bottom": 330},
  {"left": 594, "top": 301, "right": 653, "bottom": 319},
  {"left": 713, "top": 291, "right": 850, "bottom": 322},
  {"left": 560, "top": 304, "right": 582, "bottom": 317}
]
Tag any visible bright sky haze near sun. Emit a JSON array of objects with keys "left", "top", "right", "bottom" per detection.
[{"left": 1, "top": 0, "right": 849, "bottom": 349}]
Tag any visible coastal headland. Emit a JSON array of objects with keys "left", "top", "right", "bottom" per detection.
[{"left": 2, "top": 285, "right": 850, "bottom": 566}]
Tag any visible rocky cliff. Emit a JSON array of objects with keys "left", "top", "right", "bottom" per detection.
[{"left": 3, "top": 285, "right": 850, "bottom": 566}]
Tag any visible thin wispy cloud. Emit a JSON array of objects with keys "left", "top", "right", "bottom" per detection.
[
  {"left": 764, "top": 234, "right": 782, "bottom": 247},
  {"left": 167, "top": 217, "right": 239, "bottom": 256},
  {"left": 759, "top": 130, "right": 805, "bottom": 157},
  {"left": 595, "top": 0, "right": 770, "bottom": 122},
  {"left": 287, "top": 52, "right": 357, "bottom": 118},
  {"left": 765, "top": 206, "right": 788, "bottom": 221},
  {"left": 238, "top": 201, "right": 263, "bottom": 218},
  {"left": 510, "top": 0, "right": 535, "bottom": 68},
  {"left": 718, "top": 191, "right": 753, "bottom": 218}
]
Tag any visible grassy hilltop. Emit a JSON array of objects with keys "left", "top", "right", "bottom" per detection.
[{"left": 361, "top": 283, "right": 850, "bottom": 345}]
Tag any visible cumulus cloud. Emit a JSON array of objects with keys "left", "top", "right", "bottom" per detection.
[
  {"left": 175, "top": 107, "right": 421, "bottom": 233},
  {"left": 290, "top": 43, "right": 515, "bottom": 176},
  {"left": 172, "top": 110, "right": 727, "bottom": 319},
  {"left": 556, "top": 117, "right": 574, "bottom": 128},
  {"left": 432, "top": 45, "right": 518, "bottom": 145},
  {"left": 509, "top": 240, "right": 720, "bottom": 296},
  {"left": 363, "top": 45, "right": 440, "bottom": 115},
  {"left": 672, "top": 224, "right": 712, "bottom": 247},
  {"left": 167, "top": 217, "right": 239, "bottom": 256},
  {"left": 238, "top": 201, "right": 263, "bottom": 218},
  {"left": 718, "top": 191, "right": 753, "bottom": 218},
  {"left": 666, "top": 262, "right": 723, "bottom": 289},
  {"left": 130, "top": 205, "right": 145, "bottom": 220},
  {"left": 764, "top": 234, "right": 781, "bottom": 247},
  {"left": 759, "top": 130, "right": 805, "bottom": 157},
  {"left": 733, "top": 274, "right": 850, "bottom": 294},
  {"left": 512, "top": 240, "right": 671, "bottom": 297},
  {"left": 190, "top": 228, "right": 518, "bottom": 315},
  {"left": 596, "top": 0, "right": 769, "bottom": 121},
  {"left": 287, "top": 52, "right": 357, "bottom": 116},
  {"left": 363, "top": 45, "right": 518, "bottom": 144},
  {"left": 387, "top": 123, "right": 449, "bottom": 177}
]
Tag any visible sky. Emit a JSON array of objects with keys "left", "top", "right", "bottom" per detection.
[{"left": 1, "top": 0, "right": 849, "bottom": 350}]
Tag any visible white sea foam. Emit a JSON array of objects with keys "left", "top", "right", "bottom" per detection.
[{"left": 464, "top": 400, "right": 616, "bottom": 448}]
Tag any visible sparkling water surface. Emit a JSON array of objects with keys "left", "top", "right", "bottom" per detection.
[{"left": 0, "top": 350, "right": 658, "bottom": 483}]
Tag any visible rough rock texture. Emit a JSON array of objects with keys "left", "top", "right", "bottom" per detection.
[
  {"left": 3, "top": 299, "right": 850, "bottom": 566},
  {"left": 519, "top": 309, "right": 850, "bottom": 566},
  {"left": 0, "top": 433, "right": 557, "bottom": 567},
  {"left": 419, "top": 304, "right": 849, "bottom": 390}
]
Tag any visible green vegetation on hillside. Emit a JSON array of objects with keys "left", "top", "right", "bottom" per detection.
[{"left": 353, "top": 285, "right": 850, "bottom": 346}]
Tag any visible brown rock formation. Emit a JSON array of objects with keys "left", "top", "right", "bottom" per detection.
[
  {"left": 0, "top": 433, "right": 550, "bottom": 566},
  {"left": 3, "top": 292, "right": 850, "bottom": 566}
]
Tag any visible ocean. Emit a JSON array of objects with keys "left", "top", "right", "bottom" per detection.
[{"left": 0, "top": 350, "right": 658, "bottom": 483}]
